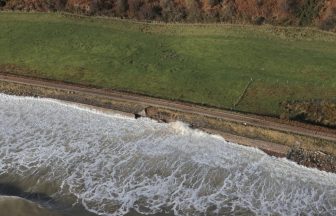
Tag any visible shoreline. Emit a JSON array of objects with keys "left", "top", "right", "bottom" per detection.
[{"left": 0, "top": 72, "right": 335, "bottom": 172}]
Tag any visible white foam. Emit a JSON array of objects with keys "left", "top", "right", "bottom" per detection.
[{"left": 0, "top": 94, "right": 336, "bottom": 216}]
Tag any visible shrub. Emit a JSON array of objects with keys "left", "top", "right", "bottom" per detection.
[
  {"left": 219, "top": 0, "right": 236, "bottom": 22},
  {"left": 127, "top": 0, "right": 144, "bottom": 18},
  {"left": 160, "top": 0, "right": 173, "bottom": 21},
  {"left": 0, "top": 0, "right": 7, "bottom": 7},
  {"left": 138, "top": 2, "right": 162, "bottom": 20},
  {"left": 281, "top": 0, "right": 299, "bottom": 13},
  {"left": 254, "top": 16, "right": 266, "bottom": 25},
  {"left": 296, "top": 0, "right": 325, "bottom": 26},
  {"left": 93, "top": 0, "right": 116, "bottom": 16},
  {"left": 319, "top": 8, "right": 336, "bottom": 31},
  {"left": 185, "top": 0, "right": 202, "bottom": 22},
  {"left": 115, "top": 0, "right": 128, "bottom": 16},
  {"left": 211, "top": 0, "right": 221, "bottom": 6}
]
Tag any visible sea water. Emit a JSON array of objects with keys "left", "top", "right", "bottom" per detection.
[{"left": 0, "top": 94, "right": 335, "bottom": 216}]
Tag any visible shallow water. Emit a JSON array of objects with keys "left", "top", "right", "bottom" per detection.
[
  {"left": 0, "top": 195, "right": 61, "bottom": 216},
  {"left": 0, "top": 94, "right": 335, "bottom": 216}
]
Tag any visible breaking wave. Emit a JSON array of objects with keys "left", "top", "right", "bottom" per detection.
[{"left": 0, "top": 94, "right": 335, "bottom": 216}]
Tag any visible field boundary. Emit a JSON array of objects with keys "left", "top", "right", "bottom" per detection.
[{"left": 233, "top": 78, "right": 254, "bottom": 109}]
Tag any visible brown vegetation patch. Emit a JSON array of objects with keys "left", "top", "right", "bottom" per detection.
[
  {"left": 281, "top": 99, "right": 336, "bottom": 128},
  {"left": 0, "top": 64, "right": 37, "bottom": 76}
]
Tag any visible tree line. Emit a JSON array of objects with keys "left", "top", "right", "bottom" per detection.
[{"left": 1, "top": 0, "right": 336, "bottom": 30}]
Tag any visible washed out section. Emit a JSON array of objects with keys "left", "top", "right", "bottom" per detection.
[{"left": 0, "top": 94, "right": 335, "bottom": 216}]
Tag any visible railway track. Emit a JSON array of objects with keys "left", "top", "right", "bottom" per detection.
[{"left": 0, "top": 72, "right": 335, "bottom": 143}]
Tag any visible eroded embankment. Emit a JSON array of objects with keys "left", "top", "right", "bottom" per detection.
[{"left": 0, "top": 78, "right": 335, "bottom": 173}]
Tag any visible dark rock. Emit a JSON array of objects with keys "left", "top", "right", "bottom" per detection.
[{"left": 287, "top": 148, "right": 336, "bottom": 173}]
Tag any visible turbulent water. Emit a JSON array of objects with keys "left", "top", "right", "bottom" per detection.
[{"left": 0, "top": 94, "right": 335, "bottom": 216}]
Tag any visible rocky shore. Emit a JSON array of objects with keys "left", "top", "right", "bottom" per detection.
[{"left": 287, "top": 148, "right": 336, "bottom": 173}]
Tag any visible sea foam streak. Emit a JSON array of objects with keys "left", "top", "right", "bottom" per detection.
[{"left": 0, "top": 94, "right": 335, "bottom": 216}]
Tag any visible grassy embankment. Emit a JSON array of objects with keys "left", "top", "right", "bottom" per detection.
[{"left": 0, "top": 12, "right": 336, "bottom": 116}]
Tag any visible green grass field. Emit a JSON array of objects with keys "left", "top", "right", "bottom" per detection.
[{"left": 1, "top": 12, "right": 336, "bottom": 116}]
